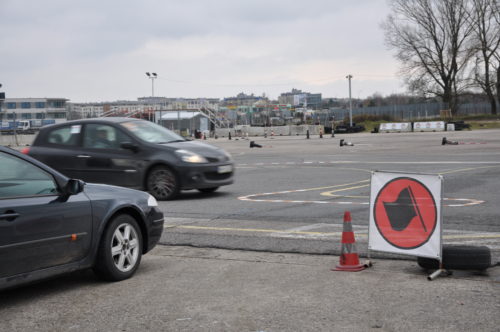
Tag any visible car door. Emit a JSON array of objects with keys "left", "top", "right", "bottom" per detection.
[
  {"left": 76, "top": 123, "right": 142, "bottom": 187},
  {"left": 30, "top": 123, "right": 83, "bottom": 179},
  {"left": 0, "top": 150, "right": 92, "bottom": 278}
]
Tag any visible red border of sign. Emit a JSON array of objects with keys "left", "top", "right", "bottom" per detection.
[{"left": 373, "top": 177, "right": 437, "bottom": 250}]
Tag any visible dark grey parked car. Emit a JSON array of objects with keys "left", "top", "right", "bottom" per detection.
[
  {"left": 25, "top": 118, "right": 234, "bottom": 200},
  {"left": 0, "top": 146, "right": 164, "bottom": 290}
]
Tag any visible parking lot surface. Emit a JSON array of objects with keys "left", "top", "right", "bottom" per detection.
[
  {"left": 2, "top": 129, "right": 500, "bottom": 331},
  {"left": 1, "top": 246, "right": 499, "bottom": 332},
  {"left": 159, "top": 129, "right": 500, "bottom": 262}
]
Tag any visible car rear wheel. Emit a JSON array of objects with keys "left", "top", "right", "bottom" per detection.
[
  {"left": 198, "top": 187, "right": 219, "bottom": 193},
  {"left": 93, "top": 214, "right": 143, "bottom": 281},
  {"left": 147, "top": 166, "right": 179, "bottom": 200}
]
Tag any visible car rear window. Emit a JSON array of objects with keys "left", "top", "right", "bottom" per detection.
[
  {"left": 120, "top": 120, "right": 184, "bottom": 143},
  {"left": 45, "top": 125, "right": 81, "bottom": 146}
]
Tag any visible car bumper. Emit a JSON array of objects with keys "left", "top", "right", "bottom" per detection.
[
  {"left": 178, "top": 162, "right": 234, "bottom": 190},
  {"left": 145, "top": 206, "right": 164, "bottom": 253}
]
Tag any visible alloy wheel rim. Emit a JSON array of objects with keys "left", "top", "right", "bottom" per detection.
[{"left": 111, "top": 223, "right": 139, "bottom": 272}]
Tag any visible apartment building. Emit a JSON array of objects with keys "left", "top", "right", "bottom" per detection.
[{"left": 0, "top": 98, "right": 68, "bottom": 123}]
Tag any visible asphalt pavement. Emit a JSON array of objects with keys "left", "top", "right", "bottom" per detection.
[
  {"left": 2, "top": 129, "right": 500, "bottom": 331},
  {"left": 1, "top": 246, "right": 499, "bottom": 332},
  {"left": 159, "top": 129, "right": 500, "bottom": 263}
]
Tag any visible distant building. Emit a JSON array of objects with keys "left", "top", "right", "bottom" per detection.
[
  {"left": 155, "top": 110, "right": 210, "bottom": 134},
  {"left": 70, "top": 97, "right": 220, "bottom": 119},
  {"left": 137, "top": 97, "right": 220, "bottom": 110},
  {"left": 69, "top": 100, "right": 160, "bottom": 119},
  {"left": 278, "top": 89, "right": 322, "bottom": 110},
  {"left": 0, "top": 98, "right": 68, "bottom": 123},
  {"left": 221, "top": 93, "right": 268, "bottom": 107}
]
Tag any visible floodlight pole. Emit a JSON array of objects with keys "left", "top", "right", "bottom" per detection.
[
  {"left": 145, "top": 72, "right": 157, "bottom": 97},
  {"left": 346, "top": 74, "right": 353, "bottom": 127},
  {"left": 146, "top": 72, "right": 158, "bottom": 123}
]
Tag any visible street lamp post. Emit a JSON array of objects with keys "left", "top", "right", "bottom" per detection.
[
  {"left": 145, "top": 72, "right": 157, "bottom": 97},
  {"left": 346, "top": 74, "right": 353, "bottom": 127},
  {"left": 146, "top": 72, "right": 158, "bottom": 123}
]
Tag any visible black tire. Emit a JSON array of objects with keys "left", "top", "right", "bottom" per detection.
[
  {"left": 93, "top": 214, "right": 143, "bottom": 281},
  {"left": 198, "top": 187, "right": 219, "bottom": 193},
  {"left": 147, "top": 165, "right": 179, "bottom": 200},
  {"left": 417, "top": 245, "right": 491, "bottom": 270}
]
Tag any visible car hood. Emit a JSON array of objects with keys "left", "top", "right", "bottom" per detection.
[
  {"left": 158, "top": 140, "right": 230, "bottom": 161},
  {"left": 83, "top": 183, "right": 149, "bottom": 203}
]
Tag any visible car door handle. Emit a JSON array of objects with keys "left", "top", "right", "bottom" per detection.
[
  {"left": 76, "top": 154, "right": 91, "bottom": 158},
  {"left": 0, "top": 212, "right": 20, "bottom": 221}
]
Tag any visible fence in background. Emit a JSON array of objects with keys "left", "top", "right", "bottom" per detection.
[{"left": 328, "top": 102, "right": 492, "bottom": 122}]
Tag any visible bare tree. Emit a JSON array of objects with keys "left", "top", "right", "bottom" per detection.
[
  {"left": 470, "top": 0, "right": 500, "bottom": 114},
  {"left": 382, "top": 0, "right": 476, "bottom": 114},
  {"left": 493, "top": 0, "right": 500, "bottom": 108}
]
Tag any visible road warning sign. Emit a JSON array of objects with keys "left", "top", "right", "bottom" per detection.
[{"left": 369, "top": 171, "right": 443, "bottom": 259}]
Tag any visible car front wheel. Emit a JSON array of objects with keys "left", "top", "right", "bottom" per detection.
[
  {"left": 147, "top": 166, "right": 179, "bottom": 200},
  {"left": 93, "top": 214, "right": 143, "bottom": 281}
]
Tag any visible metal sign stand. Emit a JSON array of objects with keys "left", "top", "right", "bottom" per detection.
[
  {"left": 427, "top": 262, "right": 451, "bottom": 281},
  {"left": 368, "top": 171, "right": 445, "bottom": 280},
  {"left": 427, "top": 188, "right": 448, "bottom": 281}
]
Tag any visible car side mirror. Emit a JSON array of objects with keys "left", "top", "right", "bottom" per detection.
[
  {"left": 120, "top": 142, "right": 139, "bottom": 152},
  {"left": 65, "top": 179, "right": 84, "bottom": 196}
]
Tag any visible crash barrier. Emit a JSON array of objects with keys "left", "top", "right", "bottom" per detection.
[
  {"left": 0, "top": 134, "right": 34, "bottom": 146},
  {"left": 379, "top": 122, "right": 412, "bottom": 133},
  {"left": 413, "top": 121, "right": 446, "bottom": 132},
  {"left": 378, "top": 121, "right": 448, "bottom": 133},
  {"left": 216, "top": 125, "right": 324, "bottom": 137}
]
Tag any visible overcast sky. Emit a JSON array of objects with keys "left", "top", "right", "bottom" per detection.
[{"left": 0, "top": 0, "right": 405, "bottom": 102}]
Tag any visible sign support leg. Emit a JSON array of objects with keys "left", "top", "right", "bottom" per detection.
[
  {"left": 364, "top": 249, "right": 373, "bottom": 267},
  {"left": 427, "top": 262, "right": 450, "bottom": 281}
]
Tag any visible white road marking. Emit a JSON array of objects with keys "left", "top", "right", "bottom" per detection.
[{"left": 238, "top": 161, "right": 500, "bottom": 166}]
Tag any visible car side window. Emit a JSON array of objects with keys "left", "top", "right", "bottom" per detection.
[
  {"left": 0, "top": 152, "right": 58, "bottom": 198},
  {"left": 46, "top": 125, "right": 81, "bottom": 146},
  {"left": 83, "top": 124, "right": 129, "bottom": 150}
]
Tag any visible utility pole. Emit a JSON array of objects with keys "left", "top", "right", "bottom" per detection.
[{"left": 346, "top": 74, "right": 353, "bottom": 127}]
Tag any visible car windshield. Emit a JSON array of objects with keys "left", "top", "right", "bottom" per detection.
[{"left": 120, "top": 121, "right": 185, "bottom": 143}]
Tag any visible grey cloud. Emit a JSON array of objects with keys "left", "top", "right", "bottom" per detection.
[{"left": 0, "top": 0, "right": 402, "bottom": 101}]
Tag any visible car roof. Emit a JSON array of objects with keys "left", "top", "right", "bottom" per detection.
[
  {"left": 0, "top": 145, "right": 17, "bottom": 153},
  {"left": 37, "top": 117, "right": 144, "bottom": 132},
  {"left": 66, "top": 117, "right": 142, "bottom": 124}
]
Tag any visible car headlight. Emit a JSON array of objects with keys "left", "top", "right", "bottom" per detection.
[
  {"left": 175, "top": 149, "right": 208, "bottom": 163},
  {"left": 147, "top": 194, "right": 158, "bottom": 207},
  {"left": 222, "top": 150, "right": 233, "bottom": 161}
]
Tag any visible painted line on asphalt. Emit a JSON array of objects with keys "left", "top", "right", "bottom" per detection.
[
  {"left": 236, "top": 161, "right": 500, "bottom": 167},
  {"left": 239, "top": 166, "right": 492, "bottom": 207},
  {"left": 174, "top": 225, "right": 344, "bottom": 236},
  {"left": 239, "top": 186, "right": 483, "bottom": 207},
  {"left": 238, "top": 179, "right": 373, "bottom": 206},
  {"left": 166, "top": 224, "right": 500, "bottom": 241},
  {"left": 320, "top": 184, "right": 370, "bottom": 198}
]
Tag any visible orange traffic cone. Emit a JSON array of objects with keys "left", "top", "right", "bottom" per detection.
[{"left": 333, "top": 211, "right": 366, "bottom": 272}]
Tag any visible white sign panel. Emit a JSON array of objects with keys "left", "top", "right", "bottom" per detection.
[
  {"left": 379, "top": 122, "right": 411, "bottom": 132},
  {"left": 369, "top": 171, "right": 443, "bottom": 259},
  {"left": 413, "top": 121, "right": 445, "bottom": 132}
]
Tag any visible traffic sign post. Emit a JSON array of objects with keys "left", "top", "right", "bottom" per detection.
[{"left": 368, "top": 171, "right": 443, "bottom": 261}]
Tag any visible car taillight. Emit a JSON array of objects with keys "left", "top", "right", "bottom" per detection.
[{"left": 20, "top": 147, "right": 30, "bottom": 154}]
